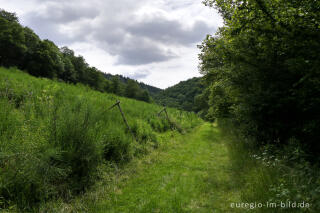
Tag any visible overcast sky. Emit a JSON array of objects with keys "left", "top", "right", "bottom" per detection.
[{"left": 0, "top": 0, "right": 222, "bottom": 88}]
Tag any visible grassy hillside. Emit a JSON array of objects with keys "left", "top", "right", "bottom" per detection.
[
  {"left": 0, "top": 67, "right": 202, "bottom": 211},
  {"left": 155, "top": 77, "right": 204, "bottom": 112}
]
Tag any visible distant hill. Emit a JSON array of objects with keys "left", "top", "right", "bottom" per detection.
[
  {"left": 155, "top": 77, "right": 204, "bottom": 112},
  {"left": 103, "top": 73, "right": 162, "bottom": 98}
]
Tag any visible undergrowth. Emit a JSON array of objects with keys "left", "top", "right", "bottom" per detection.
[{"left": 219, "top": 119, "right": 320, "bottom": 212}]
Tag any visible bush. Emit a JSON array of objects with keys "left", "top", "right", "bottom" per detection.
[
  {"left": 148, "top": 117, "right": 171, "bottom": 132},
  {"left": 0, "top": 98, "right": 66, "bottom": 209},
  {"left": 220, "top": 119, "right": 320, "bottom": 213},
  {"left": 102, "top": 125, "right": 133, "bottom": 163},
  {"left": 130, "top": 119, "right": 157, "bottom": 144},
  {"left": 0, "top": 94, "right": 105, "bottom": 209},
  {"left": 48, "top": 98, "right": 104, "bottom": 193}
]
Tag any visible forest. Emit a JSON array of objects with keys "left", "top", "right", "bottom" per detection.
[
  {"left": 198, "top": 0, "right": 320, "bottom": 157},
  {"left": 155, "top": 77, "right": 204, "bottom": 112}
]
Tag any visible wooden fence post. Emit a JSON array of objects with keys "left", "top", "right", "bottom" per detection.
[
  {"left": 108, "top": 100, "right": 135, "bottom": 140},
  {"left": 157, "top": 108, "right": 165, "bottom": 116},
  {"left": 157, "top": 107, "right": 174, "bottom": 130}
]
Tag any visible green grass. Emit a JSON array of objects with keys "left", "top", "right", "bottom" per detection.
[
  {"left": 0, "top": 67, "right": 202, "bottom": 211},
  {"left": 72, "top": 123, "right": 241, "bottom": 213}
]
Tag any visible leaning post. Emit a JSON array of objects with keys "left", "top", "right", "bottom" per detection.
[
  {"left": 108, "top": 100, "right": 135, "bottom": 140},
  {"left": 157, "top": 107, "right": 174, "bottom": 130}
]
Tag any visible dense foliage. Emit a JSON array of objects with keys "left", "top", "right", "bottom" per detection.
[
  {"left": 104, "top": 73, "right": 163, "bottom": 99},
  {"left": 198, "top": 0, "right": 320, "bottom": 156},
  {"left": 155, "top": 77, "right": 204, "bottom": 112},
  {"left": 0, "top": 67, "right": 201, "bottom": 210},
  {"left": 0, "top": 9, "right": 153, "bottom": 103}
]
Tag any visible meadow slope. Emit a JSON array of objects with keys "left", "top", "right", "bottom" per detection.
[{"left": 0, "top": 67, "right": 201, "bottom": 211}]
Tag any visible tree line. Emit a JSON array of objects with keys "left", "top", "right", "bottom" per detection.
[
  {"left": 0, "top": 9, "right": 152, "bottom": 103},
  {"left": 198, "top": 0, "right": 320, "bottom": 158},
  {"left": 155, "top": 77, "right": 204, "bottom": 112},
  {"left": 103, "top": 73, "right": 162, "bottom": 100}
]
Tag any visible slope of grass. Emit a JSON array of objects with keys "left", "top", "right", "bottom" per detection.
[{"left": 0, "top": 67, "right": 202, "bottom": 211}]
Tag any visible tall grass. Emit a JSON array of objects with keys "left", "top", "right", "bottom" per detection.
[
  {"left": 0, "top": 67, "right": 202, "bottom": 211},
  {"left": 219, "top": 119, "right": 320, "bottom": 213}
]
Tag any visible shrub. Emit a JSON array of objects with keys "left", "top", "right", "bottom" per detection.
[
  {"left": 102, "top": 125, "right": 133, "bottom": 163},
  {"left": 48, "top": 98, "right": 104, "bottom": 193},
  {"left": 130, "top": 119, "right": 157, "bottom": 144}
]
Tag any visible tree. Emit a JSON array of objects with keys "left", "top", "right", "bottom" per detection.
[
  {"left": 0, "top": 9, "right": 19, "bottom": 23},
  {"left": 86, "top": 67, "right": 105, "bottom": 91},
  {"left": 21, "top": 27, "right": 41, "bottom": 70},
  {"left": 103, "top": 79, "right": 112, "bottom": 93},
  {"left": 27, "top": 40, "right": 64, "bottom": 78},
  {"left": 111, "top": 76, "right": 122, "bottom": 95},
  {"left": 71, "top": 55, "right": 88, "bottom": 83},
  {"left": 61, "top": 57, "right": 76, "bottom": 83},
  {"left": 0, "top": 14, "right": 26, "bottom": 67},
  {"left": 138, "top": 90, "right": 151, "bottom": 103},
  {"left": 59, "top": 46, "right": 78, "bottom": 83},
  {"left": 125, "top": 79, "right": 139, "bottom": 98},
  {"left": 199, "top": 0, "right": 320, "bottom": 154},
  {"left": 60, "top": 46, "right": 75, "bottom": 58}
]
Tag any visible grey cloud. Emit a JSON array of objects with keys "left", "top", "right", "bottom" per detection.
[
  {"left": 23, "top": 2, "right": 98, "bottom": 44},
  {"left": 116, "top": 38, "right": 176, "bottom": 65},
  {"left": 24, "top": 15, "right": 87, "bottom": 44},
  {"left": 45, "top": 5, "right": 99, "bottom": 23},
  {"left": 92, "top": 24, "right": 126, "bottom": 45},
  {"left": 91, "top": 16, "right": 211, "bottom": 65},
  {"left": 27, "top": 2, "right": 99, "bottom": 23},
  {"left": 128, "top": 70, "right": 151, "bottom": 80},
  {"left": 126, "top": 17, "right": 214, "bottom": 45},
  {"left": 92, "top": 16, "right": 179, "bottom": 65}
]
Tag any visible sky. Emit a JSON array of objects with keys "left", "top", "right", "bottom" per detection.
[{"left": 0, "top": 0, "right": 222, "bottom": 89}]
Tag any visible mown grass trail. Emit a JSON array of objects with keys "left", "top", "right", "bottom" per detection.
[{"left": 91, "top": 123, "right": 241, "bottom": 213}]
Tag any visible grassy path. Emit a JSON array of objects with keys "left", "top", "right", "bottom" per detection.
[{"left": 91, "top": 123, "right": 241, "bottom": 212}]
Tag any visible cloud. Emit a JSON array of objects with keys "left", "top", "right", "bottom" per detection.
[
  {"left": 0, "top": 0, "right": 223, "bottom": 88},
  {"left": 36, "top": 3, "right": 99, "bottom": 23},
  {"left": 116, "top": 39, "right": 176, "bottom": 65},
  {"left": 127, "top": 70, "right": 151, "bottom": 80},
  {"left": 22, "top": 0, "right": 214, "bottom": 65},
  {"left": 89, "top": 14, "right": 212, "bottom": 65},
  {"left": 127, "top": 16, "right": 214, "bottom": 45},
  {"left": 23, "top": 1, "right": 99, "bottom": 44}
]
